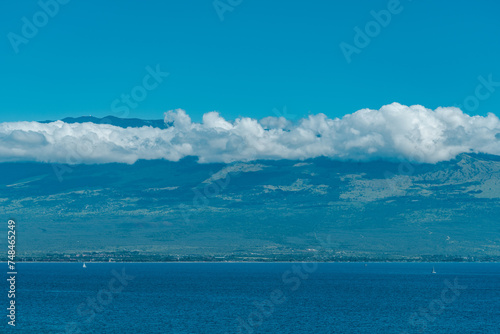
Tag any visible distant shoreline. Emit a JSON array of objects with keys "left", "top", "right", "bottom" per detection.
[
  {"left": 4, "top": 252, "right": 498, "bottom": 263},
  {"left": 2, "top": 260, "right": 499, "bottom": 264}
]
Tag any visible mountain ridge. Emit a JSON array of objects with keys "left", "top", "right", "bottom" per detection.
[{"left": 40, "top": 115, "right": 168, "bottom": 129}]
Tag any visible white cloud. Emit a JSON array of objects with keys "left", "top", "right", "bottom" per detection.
[{"left": 0, "top": 103, "right": 499, "bottom": 164}]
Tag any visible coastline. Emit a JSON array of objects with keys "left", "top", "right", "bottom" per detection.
[{"left": 3, "top": 260, "right": 500, "bottom": 264}]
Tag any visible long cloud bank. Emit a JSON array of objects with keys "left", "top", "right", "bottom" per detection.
[{"left": 1, "top": 103, "right": 499, "bottom": 164}]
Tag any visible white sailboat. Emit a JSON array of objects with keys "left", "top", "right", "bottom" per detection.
[
  {"left": 83, "top": 262, "right": 87, "bottom": 268},
  {"left": 431, "top": 266, "right": 436, "bottom": 274}
]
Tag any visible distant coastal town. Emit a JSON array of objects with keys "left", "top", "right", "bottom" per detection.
[{"left": 6, "top": 250, "right": 498, "bottom": 263}]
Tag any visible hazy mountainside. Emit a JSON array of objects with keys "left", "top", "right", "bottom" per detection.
[{"left": 1, "top": 153, "right": 499, "bottom": 261}]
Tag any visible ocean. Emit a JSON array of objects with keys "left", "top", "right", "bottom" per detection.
[{"left": 2, "top": 263, "right": 499, "bottom": 333}]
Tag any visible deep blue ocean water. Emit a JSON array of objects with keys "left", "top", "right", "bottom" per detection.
[{"left": 1, "top": 263, "right": 499, "bottom": 333}]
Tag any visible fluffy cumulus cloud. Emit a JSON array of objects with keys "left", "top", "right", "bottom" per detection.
[{"left": 1, "top": 103, "right": 500, "bottom": 164}]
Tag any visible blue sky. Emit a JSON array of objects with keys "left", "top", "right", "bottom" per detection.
[{"left": 1, "top": 0, "right": 500, "bottom": 122}]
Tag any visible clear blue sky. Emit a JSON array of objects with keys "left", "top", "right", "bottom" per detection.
[{"left": 1, "top": 0, "right": 500, "bottom": 122}]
